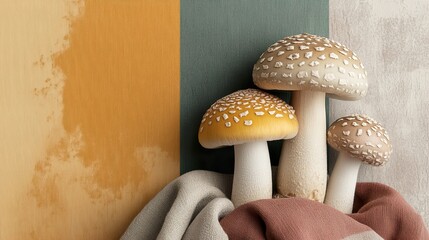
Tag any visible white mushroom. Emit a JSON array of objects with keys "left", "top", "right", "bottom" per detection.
[
  {"left": 324, "top": 114, "right": 393, "bottom": 213},
  {"left": 198, "top": 89, "right": 298, "bottom": 207},
  {"left": 252, "top": 33, "right": 368, "bottom": 202}
]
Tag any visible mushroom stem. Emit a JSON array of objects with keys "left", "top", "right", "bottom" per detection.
[
  {"left": 277, "top": 90, "right": 327, "bottom": 202},
  {"left": 232, "top": 141, "right": 272, "bottom": 207},
  {"left": 324, "top": 151, "right": 362, "bottom": 213}
]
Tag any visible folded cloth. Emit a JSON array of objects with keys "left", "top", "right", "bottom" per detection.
[
  {"left": 121, "top": 170, "right": 233, "bottom": 240},
  {"left": 220, "top": 183, "right": 429, "bottom": 240},
  {"left": 352, "top": 182, "right": 429, "bottom": 240},
  {"left": 122, "top": 170, "right": 428, "bottom": 240}
]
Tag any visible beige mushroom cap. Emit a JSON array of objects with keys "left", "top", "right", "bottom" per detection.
[
  {"left": 327, "top": 114, "right": 393, "bottom": 166},
  {"left": 198, "top": 89, "right": 299, "bottom": 149},
  {"left": 253, "top": 33, "right": 368, "bottom": 100}
]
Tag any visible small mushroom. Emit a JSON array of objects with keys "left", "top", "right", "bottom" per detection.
[
  {"left": 253, "top": 33, "right": 369, "bottom": 202},
  {"left": 324, "top": 114, "right": 393, "bottom": 213},
  {"left": 198, "top": 89, "right": 298, "bottom": 207}
]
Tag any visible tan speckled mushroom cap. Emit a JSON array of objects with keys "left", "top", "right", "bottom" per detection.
[
  {"left": 198, "top": 89, "right": 299, "bottom": 149},
  {"left": 327, "top": 114, "right": 393, "bottom": 166},
  {"left": 253, "top": 33, "right": 368, "bottom": 100}
]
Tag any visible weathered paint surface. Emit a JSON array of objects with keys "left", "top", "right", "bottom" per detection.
[
  {"left": 0, "top": 0, "right": 179, "bottom": 239},
  {"left": 330, "top": 0, "right": 429, "bottom": 227}
]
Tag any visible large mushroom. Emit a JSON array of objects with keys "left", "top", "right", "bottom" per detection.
[
  {"left": 198, "top": 89, "right": 298, "bottom": 207},
  {"left": 324, "top": 114, "right": 393, "bottom": 213},
  {"left": 252, "top": 33, "right": 368, "bottom": 202}
]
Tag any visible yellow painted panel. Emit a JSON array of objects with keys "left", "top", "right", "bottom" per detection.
[{"left": 0, "top": 0, "right": 180, "bottom": 239}]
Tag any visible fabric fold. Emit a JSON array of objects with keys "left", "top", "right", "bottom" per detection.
[
  {"left": 122, "top": 170, "right": 429, "bottom": 240},
  {"left": 121, "top": 170, "right": 232, "bottom": 240}
]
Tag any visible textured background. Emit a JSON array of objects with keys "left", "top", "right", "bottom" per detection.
[
  {"left": 180, "top": 0, "right": 328, "bottom": 173},
  {"left": 0, "top": 1, "right": 180, "bottom": 239},
  {"left": 330, "top": 0, "right": 429, "bottom": 227}
]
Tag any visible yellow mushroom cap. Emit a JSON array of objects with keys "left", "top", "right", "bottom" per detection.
[
  {"left": 198, "top": 89, "right": 299, "bottom": 149},
  {"left": 253, "top": 33, "right": 368, "bottom": 101},
  {"left": 327, "top": 114, "right": 393, "bottom": 166}
]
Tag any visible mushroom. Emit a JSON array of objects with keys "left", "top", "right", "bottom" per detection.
[
  {"left": 324, "top": 114, "right": 393, "bottom": 213},
  {"left": 252, "top": 33, "right": 368, "bottom": 202},
  {"left": 198, "top": 89, "right": 298, "bottom": 207}
]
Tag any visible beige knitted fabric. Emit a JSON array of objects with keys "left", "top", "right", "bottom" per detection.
[
  {"left": 121, "top": 170, "right": 233, "bottom": 240},
  {"left": 122, "top": 170, "right": 428, "bottom": 240}
]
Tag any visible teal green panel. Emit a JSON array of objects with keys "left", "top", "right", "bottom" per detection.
[{"left": 181, "top": 0, "right": 329, "bottom": 174}]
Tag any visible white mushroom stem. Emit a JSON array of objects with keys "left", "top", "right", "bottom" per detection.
[
  {"left": 324, "top": 151, "right": 362, "bottom": 213},
  {"left": 232, "top": 141, "right": 272, "bottom": 207},
  {"left": 277, "top": 90, "right": 327, "bottom": 202}
]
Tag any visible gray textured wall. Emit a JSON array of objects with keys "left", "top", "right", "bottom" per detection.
[{"left": 330, "top": 0, "right": 429, "bottom": 226}]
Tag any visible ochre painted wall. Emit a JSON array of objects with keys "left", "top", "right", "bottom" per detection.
[{"left": 0, "top": 0, "right": 179, "bottom": 239}]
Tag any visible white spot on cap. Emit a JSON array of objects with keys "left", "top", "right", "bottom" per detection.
[
  {"left": 255, "top": 111, "right": 264, "bottom": 116},
  {"left": 339, "top": 79, "right": 347, "bottom": 86},
  {"left": 367, "top": 129, "right": 372, "bottom": 136},
  {"left": 269, "top": 72, "right": 277, "bottom": 77},
  {"left": 222, "top": 114, "right": 228, "bottom": 120},
  {"left": 309, "top": 61, "right": 319, "bottom": 67},
  {"left": 233, "top": 116, "right": 239, "bottom": 123},
  {"left": 342, "top": 122, "right": 348, "bottom": 126},
  {"left": 298, "top": 61, "right": 306, "bottom": 67},
  {"left": 315, "top": 47, "right": 325, "bottom": 51},
  {"left": 274, "top": 62, "right": 283, "bottom": 68},
  {"left": 324, "top": 73, "right": 336, "bottom": 81},
  {"left": 275, "top": 113, "right": 284, "bottom": 118},
  {"left": 338, "top": 67, "right": 346, "bottom": 74},
  {"left": 216, "top": 116, "right": 220, "bottom": 122},
  {"left": 268, "top": 110, "right": 275, "bottom": 115},
  {"left": 343, "top": 59, "right": 349, "bottom": 65},
  {"left": 267, "top": 56, "right": 273, "bottom": 61},
  {"left": 287, "top": 53, "right": 299, "bottom": 60},
  {"left": 297, "top": 71, "right": 308, "bottom": 78},
  {"left": 310, "top": 79, "right": 319, "bottom": 85},
  {"left": 263, "top": 65, "right": 269, "bottom": 70},
  {"left": 357, "top": 129, "right": 363, "bottom": 136},
  {"left": 326, "top": 63, "right": 335, "bottom": 68},
  {"left": 300, "top": 45, "right": 310, "bottom": 50},
  {"left": 311, "top": 70, "right": 320, "bottom": 78},
  {"left": 289, "top": 114, "right": 294, "bottom": 119},
  {"left": 239, "top": 111, "right": 249, "bottom": 117},
  {"left": 343, "top": 131, "right": 350, "bottom": 136},
  {"left": 305, "top": 51, "right": 313, "bottom": 59},
  {"left": 260, "top": 58, "right": 265, "bottom": 63},
  {"left": 339, "top": 50, "right": 347, "bottom": 55},
  {"left": 318, "top": 54, "right": 326, "bottom": 60},
  {"left": 286, "top": 63, "right": 294, "bottom": 69},
  {"left": 278, "top": 51, "right": 285, "bottom": 56},
  {"left": 225, "top": 122, "right": 231, "bottom": 127},
  {"left": 244, "top": 120, "right": 253, "bottom": 126},
  {"left": 330, "top": 53, "right": 339, "bottom": 59},
  {"left": 286, "top": 46, "right": 294, "bottom": 51},
  {"left": 282, "top": 73, "right": 292, "bottom": 78}
]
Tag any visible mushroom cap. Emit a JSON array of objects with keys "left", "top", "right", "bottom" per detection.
[
  {"left": 198, "top": 89, "right": 299, "bottom": 149},
  {"left": 253, "top": 33, "right": 368, "bottom": 101},
  {"left": 327, "top": 114, "right": 393, "bottom": 166}
]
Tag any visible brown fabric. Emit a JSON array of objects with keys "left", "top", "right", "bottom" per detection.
[
  {"left": 352, "top": 182, "right": 429, "bottom": 240},
  {"left": 220, "top": 183, "right": 429, "bottom": 240}
]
